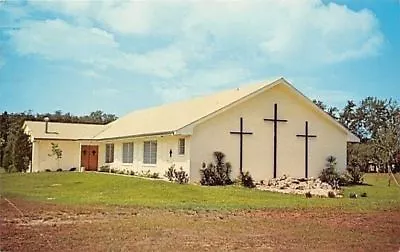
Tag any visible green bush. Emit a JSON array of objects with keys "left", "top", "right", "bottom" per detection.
[
  {"left": 328, "top": 191, "right": 336, "bottom": 198},
  {"left": 319, "top": 156, "right": 340, "bottom": 187},
  {"left": 200, "top": 152, "right": 232, "bottom": 186},
  {"left": 165, "top": 166, "right": 175, "bottom": 182},
  {"left": 164, "top": 165, "right": 188, "bottom": 184},
  {"left": 150, "top": 172, "right": 159, "bottom": 179},
  {"left": 349, "top": 192, "right": 358, "bottom": 199},
  {"left": 174, "top": 168, "right": 189, "bottom": 184},
  {"left": 305, "top": 192, "right": 312, "bottom": 198},
  {"left": 99, "top": 165, "right": 110, "bottom": 172},
  {"left": 45, "top": 169, "right": 51, "bottom": 172},
  {"left": 140, "top": 170, "right": 151, "bottom": 177},
  {"left": 344, "top": 166, "right": 364, "bottom": 185},
  {"left": 56, "top": 168, "right": 63, "bottom": 172},
  {"left": 238, "top": 171, "right": 255, "bottom": 188}
]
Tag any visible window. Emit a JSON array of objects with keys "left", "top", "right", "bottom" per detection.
[
  {"left": 143, "top": 141, "right": 157, "bottom": 164},
  {"left": 178, "top": 138, "right": 185, "bottom": 155},
  {"left": 122, "top": 143, "right": 134, "bottom": 163},
  {"left": 105, "top": 144, "right": 114, "bottom": 163}
]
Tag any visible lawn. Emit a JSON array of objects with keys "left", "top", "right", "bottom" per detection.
[
  {"left": 1, "top": 172, "right": 400, "bottom": 251},
  {"left": 0, "top": 172, "right": 399, "bottom": 211}
]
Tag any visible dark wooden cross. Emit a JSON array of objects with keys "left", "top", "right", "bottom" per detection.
[
  {"left": 264, "top": 103, "right": 288, "bottom": 178},
  {"left": 230, "top": 117, "right": 253, "bottom": 175},
  {"left": 296, "top": 121, "right": 317, "bottom": 178}
]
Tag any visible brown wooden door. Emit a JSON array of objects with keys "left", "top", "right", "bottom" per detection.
[{"left": 81, "top": 145, "right": 98, "bottom": 171}]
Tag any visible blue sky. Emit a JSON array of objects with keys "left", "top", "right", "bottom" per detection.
[{"left": 0, "top": 0, "right": 399, "bottom": 116}]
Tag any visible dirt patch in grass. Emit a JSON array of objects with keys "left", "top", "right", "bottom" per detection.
[{"left": 1, "top": 198, "right": 399, "bottom": 252}]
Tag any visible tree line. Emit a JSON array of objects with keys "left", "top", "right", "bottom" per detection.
[
  {"left": 313, "top": 97, "right": 400, "bottom": 172},
  {"left": 0, "top": 97, "right": 399, "bottom": 173},
  {"left": 0, "top": 110, "right": 117, "bottom": 172}
]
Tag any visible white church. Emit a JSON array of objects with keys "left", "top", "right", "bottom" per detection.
[{"left": 23, "top": 78, "right": 359, "bottom": 181}]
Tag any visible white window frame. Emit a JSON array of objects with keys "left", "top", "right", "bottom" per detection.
[
  {"left": 105, "top": 143, "right": 114, "bottom": 163},
  {"left": 178, "top": 138, "right": 185, "bottom": 155},
  {"left": 143, "top": 141, "right": 157, "bottom": 165},
  {"left": 122, "top": 142, "right": 134, "bottom": 164}
]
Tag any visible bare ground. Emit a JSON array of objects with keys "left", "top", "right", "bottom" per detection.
[{"left": 1, "top": 198, "right": 399, "bottom": 252}]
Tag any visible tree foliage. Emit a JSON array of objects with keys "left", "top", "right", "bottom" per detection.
[{"left": 314, "top": 97, "right": 400, "bottom": 172}]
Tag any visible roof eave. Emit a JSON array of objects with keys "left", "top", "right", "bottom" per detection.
[{"left": 94, "top": 131, "right": 175, "bottom": 141}]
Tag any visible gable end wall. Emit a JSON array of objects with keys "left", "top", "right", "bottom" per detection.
[{"left": 190, "top": 84, "right": 347, "bottom": 181}]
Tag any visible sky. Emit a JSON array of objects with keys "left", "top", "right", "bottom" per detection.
[{"left": 0, "top": 0, "right": 399, "bottom": 116}]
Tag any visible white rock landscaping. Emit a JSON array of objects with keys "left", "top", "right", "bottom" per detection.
[{"left": 256, "top": 175, "right": 342, "bottom": 198}]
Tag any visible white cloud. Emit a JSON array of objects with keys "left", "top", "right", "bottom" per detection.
[
  {"left": 26, "top": 0, "right": 383, "bottom": 66},
  {"left": 10, "top": 19, "right": 118, "bottom": 63},
  {"left": 9, "top": 19, "right": 187, "bottom": 78},
  {"left": 154, "top": 64, "right": 251, "bottom": 102},
  {"left": 12, "top": 0, "right": 384, "bottom": 103},
  {"left": 119, "top": 46, "right": 187, "bottom": 78}
]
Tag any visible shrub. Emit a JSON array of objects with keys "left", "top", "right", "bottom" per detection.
[
  {"left": 328, "top": 191, "right": 336, "bottom": 198},
  {"left": 164, "top": 165, "right": 189, "bottom": 184},
  {"left": 337, "top": 175, "right": 350, "bottom": 187},
  {"left": 45, "top": 169, "right": 51, "bottom": 172},
  {"left": 174, "top": 168, "right": 189, "bottom": 184},
  {"left": 56, "top": 168, "right": 63, "bottom": 172},
  {"left": 110, "top": 168, "right": 116, "bottom": 174},
  {"left": 305, "top": 192, "right": 312, "bottom": 198},
  {"left": 150, "top": 172, "right": 159, "bottom": 179},
  {"left": 6, "top": 164, "right": 17, "bottom": 173},
  {"left": 238, "top": 171, "right": 255, "bottom": 188},
  {"left": 130, "top": 171, "right": 136, "bottom": 176},
  {"left": 319, "top": 156, "right": 340, "bottom": 187},
  {"left": 165, "top": 166, "right": 175, "bottom": 182},
  {"left": 344, "top": 166, "right": 364, "bottom": 185},
  {"left": 349, "top": 192, "right": 358, "bottom": 199},
  {"left": 140, "top": 170, "right": 151, "bottom": 177},
  {"left": 99, "top": 165, "right": 110, "bottom": 172},
  {"left": 360, "top": 192, "right": 367, "bottom": 197},
  {"left": 200, "top": 152, "right": 232, "bottom": 186},
  {"left": 69, "top": 167, "right": 77, "bottom": 172}
]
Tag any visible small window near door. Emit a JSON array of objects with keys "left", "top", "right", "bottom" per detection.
[
  {"left": 105, "top": 144, "right": 114, "bottom": 163},
  {"left": 122, "top": 142, "right": 134, "bottom": 163},
  {"left": 178, "top": 138, "right": 185, "bottom": 155},
  {"left": 143, "top": 141, "right": 157, "bottom": 164}
]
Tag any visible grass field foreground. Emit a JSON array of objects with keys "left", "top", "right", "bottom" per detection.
[{"left": 0, "top": 172, "right": 399, "bottom": 211}]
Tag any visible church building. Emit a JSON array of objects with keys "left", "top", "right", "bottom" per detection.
[{"left": 23, "top": 78, "right": 360, "bottom": 181}]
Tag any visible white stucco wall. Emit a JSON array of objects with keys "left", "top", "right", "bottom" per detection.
[
  {"left": 31, "top": 140, "right": 81, "bottom": 172},
  {"left": 190, "top": 84, "right": 348, "bottom": 182},
  {"left": 98, "top": 135, "right": 191, "bottom": 177}
]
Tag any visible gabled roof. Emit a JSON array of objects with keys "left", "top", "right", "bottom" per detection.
[
  {"left": 93, "top": 78, "right": 280, "bottom": 140},
  {"left": 23, "top": 121, "right": 105, "bottom": 140},
  {"left": 94, "top": 77, "right": 359, "bottom": 142},
  {"left": 23, "top": 77, "right": 359, "bottom": 143}
]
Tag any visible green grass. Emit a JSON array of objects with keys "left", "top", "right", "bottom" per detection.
[{"left": 0, "top": 172, "right": 399, "bottom": 211}]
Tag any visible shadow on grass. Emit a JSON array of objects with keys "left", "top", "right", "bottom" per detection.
[{"left": 344, "top": 183, "right": 373, "bottom": 187}]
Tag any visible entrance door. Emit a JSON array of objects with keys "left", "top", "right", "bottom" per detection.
[{"left": 81, "top": 145, "right": 99, "bottom": 171}]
